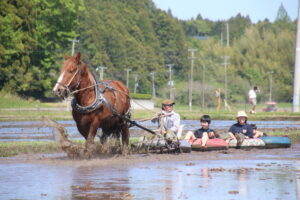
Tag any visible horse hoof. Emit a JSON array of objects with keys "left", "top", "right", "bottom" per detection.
[{"left": 121, "top": 146, "right": 129, "bottom": 156}]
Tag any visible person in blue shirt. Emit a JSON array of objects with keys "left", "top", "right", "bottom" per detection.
[
  {"left": 228, "top": 110, "right": 253, "bottom": 146},
  {"left": 185, "top": 115, "right": 216, "bottom": 148}
]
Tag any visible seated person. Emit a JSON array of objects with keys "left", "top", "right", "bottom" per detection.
[
  {"left": 251, "top": 124, "right": 267, "bottom": 138},
  {"left": 185, "top": 115, "right": 216, "bottom": 148},
  {"left": 228, "top": 110, "right": 254, "bottom": 145},
  {"left": 151, "top": 99, "right": 180, "bottom": 140}
]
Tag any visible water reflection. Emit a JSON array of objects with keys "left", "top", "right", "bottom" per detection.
[
  {"left": 0, "top": 164, "right": 73, "bottom": 200},
  {"left": 70, "top": 167, "right": 131, "bottom": 199},
  {"left": 127, "top": 160, "right": 299, "bottom": 200},
  {"left": 0, "top": 159, "right": 299, "bottom": 199}
]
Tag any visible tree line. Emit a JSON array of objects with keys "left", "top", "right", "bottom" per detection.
[{"left": 0, "top": 0, "right": 296, "bottom": 105}]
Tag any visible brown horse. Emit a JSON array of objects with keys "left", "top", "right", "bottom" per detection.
[{"left": 53, "top": 52, "right": 131, "bottom": 154}]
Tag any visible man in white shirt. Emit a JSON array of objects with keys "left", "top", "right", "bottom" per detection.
[
  {"left": 248, "top": 86, "right": 260, "bottom": 113},
  {"left": 152, "top": 99, "right": 181, "bottom": 140}
]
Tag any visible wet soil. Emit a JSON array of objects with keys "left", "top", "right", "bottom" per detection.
[
  {"left": 1, "top": 144, "right": 299, "bottom": 200},
  {"left": 1, "top": 143, "right": 299, "bottom": 168}
]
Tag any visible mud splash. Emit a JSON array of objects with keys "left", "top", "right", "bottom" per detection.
[{"left": 42, "top": 116, "right": 126, "bottom": 159}]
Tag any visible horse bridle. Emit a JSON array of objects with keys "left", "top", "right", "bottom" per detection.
[{"left": 56, "top": 62, "right": 82, "bottom": 96}]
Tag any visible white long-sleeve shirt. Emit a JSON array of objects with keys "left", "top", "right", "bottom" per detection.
[{"left": 152, "top": 110, "right": 181, "bottom": 133}]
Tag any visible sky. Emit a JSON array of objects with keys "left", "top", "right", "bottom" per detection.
[{"left": 152, "top": 0, "right": 298, "bottom": 23}]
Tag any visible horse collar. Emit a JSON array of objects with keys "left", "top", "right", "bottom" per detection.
[{"left": 71, "top": 75, "right": 104, "bottom": 113}]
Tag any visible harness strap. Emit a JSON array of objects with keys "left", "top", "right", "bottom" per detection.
[{"left": 71, "top": 75, "right": 103, "bottom": 113}]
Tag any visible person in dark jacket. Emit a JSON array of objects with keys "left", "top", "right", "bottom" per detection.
[
  {"left": 228, "top": 110, "right": 253, "bottom": 146},
  {"left": 185, "top": 115, "right": 216, "bottom": 148}
]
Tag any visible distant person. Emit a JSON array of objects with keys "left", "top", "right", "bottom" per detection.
[
  {"left": 248, "top": 86, "right": 260, "bottom": 114},
  {"left": 185, "top": 115, "right": 216, "bottom": 148},
  {"left": 215, "top": 88, "right": 221, "bottom": 111},
  {"left": 151, "top": 99, "right": 181, "bottom": 140},
  {"left": 228, "top": 111, "right": 254, "bottom": 146},
  {"left": 251, "top": 124, "right": 267, "bottom": 138}
]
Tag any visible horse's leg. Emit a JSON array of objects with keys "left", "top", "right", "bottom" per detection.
[
  {"left": 121, "top": 121, "right": 129, "bottom": 155},
  {"left": 83, "top": 122, "right": 99, "bottom": 158},
  {"left": 100, "top": 128, "right": 109, "bottom": 144},
  {"left": 74, "top": 119, "right": 89, "bottom": 140}
]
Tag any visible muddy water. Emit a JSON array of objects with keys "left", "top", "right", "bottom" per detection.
[
  {"left": 1, "top": 120, "right": 300, "bottom": 141},
  {"left": 0, "top": 146, "right": 300, "bottom": 200}
]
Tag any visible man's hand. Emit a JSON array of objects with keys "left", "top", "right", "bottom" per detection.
[{"left": 151, "top": 112, "right": 164, "bottom": 120}]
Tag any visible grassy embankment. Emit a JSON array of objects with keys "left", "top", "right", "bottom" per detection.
[
  {"left": 0, "top": 92, "right": 299, "bottom": 121},
  {"left": 0, "top": 138, "right": 141, "bottom": 157}
]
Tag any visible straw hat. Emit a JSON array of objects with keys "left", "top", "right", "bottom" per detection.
[
  {"left": 236, "top": 110, "right": 248, "bottom": 118},
  {"left": 162, "top": 99, "right": 175, "bottom": 105}
]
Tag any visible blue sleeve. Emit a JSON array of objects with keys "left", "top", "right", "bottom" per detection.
[
  {"left": 246, "top": 125, "right": 254, "bottom": 138},
  {"left": 228, "top": 125, "right": 235, "bottom": 133}
]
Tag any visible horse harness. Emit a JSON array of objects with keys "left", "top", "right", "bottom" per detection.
[{"left": 72, "top": 77, "right": 119, "bottom": 114}]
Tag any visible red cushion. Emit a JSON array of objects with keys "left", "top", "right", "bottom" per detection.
[
  {"left": 206, "top": 138, "right": 228, "bottom": 147},
  {"left": 189, "top": 138, "right": 227, "bottom": 147}
]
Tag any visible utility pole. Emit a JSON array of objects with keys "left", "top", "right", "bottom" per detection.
[
  {"left": 269, "top": 71, "right": 273, "bottom": 102},
  {"left": 226, "top": 23, "right": 229, "bottom": 47},
  {"left": 293, "top": 0, "right": 300, "bottom": 112},
  {"left": 220, "top": 32, "right": 223, "bottom": 47},
  {"left": 222, "top": 56, "right": 230, "bottom": 102},
  {"left": 96, "top": 66, "right": 107, "bottom": 80},
  {"left": 68, "top": 38, "right": 79, "bottom": 56},
  {"left": 166, "top": 64, "right": 174, "bottom": 100},
  {"left": 150, "top": 72, "right": 156, "bottom": 98},
  {"left": 202, "top": 65, "right": 205, "bottom": 111},
  {"left": 125, "top": 68, "right": 131, "bottom": 88},
  {"left": 134, "top": 74, "right": 139, "bottom": 93},
  {"left": 188, "top": 49, "right": 197, "bottom": 111}
]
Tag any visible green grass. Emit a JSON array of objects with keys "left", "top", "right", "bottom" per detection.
[
  {"left": 0, "top": 137, "right": 142, "bottom": 157},
  {"left": 0, "top": 92, "right": 299, "bottom": 121},
  {"left": 0, "top": 141, "right": 63, "bottom": 157},
  {"left": 0, "top": 92, "right": 51, "bottom": 108}
]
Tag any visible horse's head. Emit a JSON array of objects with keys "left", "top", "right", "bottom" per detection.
[{"left": 53, "top": 52, "right": 83, "bottom": 98}]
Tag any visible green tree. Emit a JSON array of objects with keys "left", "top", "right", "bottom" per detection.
[{"left": 0, "top": 0, "right": 36, "bottom": 96}]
